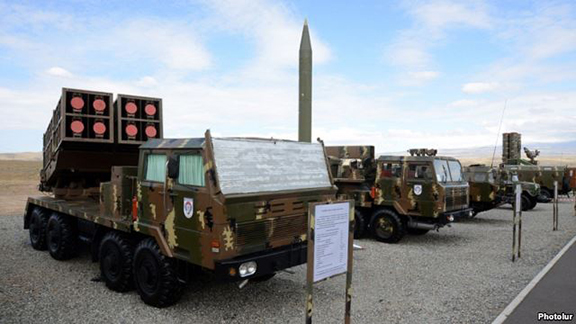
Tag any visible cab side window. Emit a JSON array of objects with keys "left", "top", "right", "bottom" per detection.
[
  {"left": 145, "top": 154, "right": 167, "bottom": 182},
  {"left": 178, "top": 154, "right": 205, "bottom": 186},
  {"left": 382, "top": 162, "right": 402, "bottom": 178},
  {"left": 408, "top": 164, "right": 430, "bottom": 180}
]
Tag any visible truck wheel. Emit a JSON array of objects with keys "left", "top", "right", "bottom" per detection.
[
  {"left": 407, "top": 228, "right": 429, "bottom": 235},
  {"left": 46, "top": 213, "right": 77, "bottom": 260},
  {"left": 133, "top": 238, "right": 183, "bottom": 308},
  {"left": 251, "top": 273, "right": 276, "bottom": 282},
  {"left": 354, "top": 210, "right": 366, "bottom": 239},
  {"left": 99, "top": 232, "right": 134, "bottom": 292},
  {"left": 29, "top": 207, "right": 49, "bottom": 250},
  {"left": 370, "top": 210, "right": 405, "bottom": 243},
  {"left": 520, "top": 194, "right": 531, "bottom": 211},
  {"left": 528, "top": 196, "right": 537, "bottom": 210},
  {"left": 540, "top": 189, "right": 552, "bottom": 201}
]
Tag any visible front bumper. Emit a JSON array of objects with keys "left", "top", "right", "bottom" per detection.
[
  {"left": 214, "top": 243, "right": 307, "bottom": 281},
  {"left": 443, "top": 208, "right": 474, "bottom": 221}
]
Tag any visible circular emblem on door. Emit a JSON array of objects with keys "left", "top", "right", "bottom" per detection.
[
  {"left": 414, "top": 184, "right": 423, "bottom": 196},
  {"left": 183, "top": 198, "right": 194, "bottom": 218}
]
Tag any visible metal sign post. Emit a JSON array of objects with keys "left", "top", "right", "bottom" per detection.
[
  {"left": 553, "top": 181, "right": 559, "bottom": 231},
  {"left": 512, "top": 184, "right": 522, "bottom": 262},
  {"left": 305, "top": 200, "right": 354, "bottom": 324}
]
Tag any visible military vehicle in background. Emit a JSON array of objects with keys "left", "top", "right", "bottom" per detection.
[
  {"left": 327, "top": 146, "right": 472, "bottom": 243},
  {"left": 500, "top": 132, "right": 573, "bottom": 200},
  {"left": 463, "top": 164, "right": 540, "bottom": 216},
  {"left": 25, "top": 88, "right": 337, "bottom": 307}
]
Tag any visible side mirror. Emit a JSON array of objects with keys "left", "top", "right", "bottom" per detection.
[{"left": 167, "top": 157, "right": 179, "bottom": 179}]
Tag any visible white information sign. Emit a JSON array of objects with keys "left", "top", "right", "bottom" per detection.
[{"left": 313, "top": 202, "right": 350, "bottom": 282}]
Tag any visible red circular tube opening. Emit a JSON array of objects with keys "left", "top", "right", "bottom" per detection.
[
  {"left": 125, "top": 102, "right": 138, "bottom": 114},
  {"left": 125, "top": 124, "right": 138, "bottom": 137},
  {"left": 70, "top": 120, "right": 84, "bottom": 134},
  {"left": 144, "top": 104, "right": 157, "bottom": 116},
  {"left": 145, "top": 125, "right": 157, "bottom": 138},
  {"left": 70, "top": 97, "right": 84, "bottom": 110},
  {"left": 93, "top": 122, "right": 106, "bottom": 135},
  {"left": 93, "top": 99, "right": 107, "bottom": 112}
]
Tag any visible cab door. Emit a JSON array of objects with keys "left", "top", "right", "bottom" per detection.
[
  {"left": 167, "top": 150, "right": 212, "bottom": 266},
  {"left": 139, "top": 151, "right": 168, "bottom": 225},
  {"left": 405, "top": 162, "right": 435, "bottom": 216}
]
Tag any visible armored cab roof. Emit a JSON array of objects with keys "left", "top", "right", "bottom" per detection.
[
  {"left": 140, "top": 138, "right": 205, "bottom": 150},
  {"left": 377, "top": 155, "right": 460, "bottom": 162}
]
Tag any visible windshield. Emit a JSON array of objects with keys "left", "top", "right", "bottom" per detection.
[
  {"left": 433, "top": 159, "right": 463, "bottom": 183},
  {"left": 433, "top": 159, "right": 450, "bottom": 182},
  {"left": 448, "top": 161, "right": 463, "bottom": 182}
]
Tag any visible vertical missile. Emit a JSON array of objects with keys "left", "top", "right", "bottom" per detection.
[{"left": 299, "top": 19, "right": 312, "bottom": 142}]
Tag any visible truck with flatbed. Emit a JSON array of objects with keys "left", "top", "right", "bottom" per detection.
[
  {"left": 327, "top": 146, "right": 472, "bottom": 243},
  {"left": 24, "top": 88, "right": 337, "bottom": 307}
]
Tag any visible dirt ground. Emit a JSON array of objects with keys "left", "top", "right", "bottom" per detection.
[{"left": 0, "top": 160, "right": 42, "bottom": 216}]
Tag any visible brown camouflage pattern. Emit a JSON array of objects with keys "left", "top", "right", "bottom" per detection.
[
  {"left": 27, "top": 131, "right": 336, "bottom": 273},
  {"left": 327, "top": 146, "right": 469, "bottom": 219},
  {"left": 503, "top": 164, "right": 566, "bottom": 194},
  {"left": 464, "top": 165, "right": 540, "bottom": 210}
]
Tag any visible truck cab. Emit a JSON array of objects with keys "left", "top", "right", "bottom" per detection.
[
  {"left": 463, "top": 164, "right": 539, "bottom": 216},
  {"left": 328, "top": 146, "right": 472, "bottom": 243}
]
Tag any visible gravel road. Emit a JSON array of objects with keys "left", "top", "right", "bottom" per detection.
[{"left": 1, "top": 201, "right": 575, "bottom": 323}]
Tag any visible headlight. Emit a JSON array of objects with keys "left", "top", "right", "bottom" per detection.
[{"left": 239, "top": 261, "right": 257, "bottom": 277}]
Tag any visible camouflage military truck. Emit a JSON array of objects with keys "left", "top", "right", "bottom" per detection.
[
  {"left": 463, "top": 164, "right": 540, "bottom": 215},
  {"left": 25, "top": 131, "right": 336, "bottom": 307},
  {"left": 502, "top": 164, "right": 568, "bottom": 200},
  {"left": 327, "top": 146, "right": 472, "bottom": 243}
]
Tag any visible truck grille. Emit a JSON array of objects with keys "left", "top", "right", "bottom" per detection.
[
  {"left": 446, "top": 187, "right": 468, "bottom": 211},
  {"left": 235, "top": 213, "right": 307, "bottom": 252}
]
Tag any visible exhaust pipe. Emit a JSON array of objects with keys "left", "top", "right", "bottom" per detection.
[{"left": 407, "top": 220, "right": 437, "bottom": 231}]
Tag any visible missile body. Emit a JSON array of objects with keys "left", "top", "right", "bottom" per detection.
[{"left": 299, "top": 20, "right": 312, "bottom": 142}]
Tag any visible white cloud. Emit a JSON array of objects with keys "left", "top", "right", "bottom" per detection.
[
  {"left": 136, "top": 76, "right": 159, "bottom": 88},
  {"left": 205, "top": 0, "right": 332, "bottom": 73},
  {"left": 462, "top": 82, "right": 500, "bottom": 94},
  {"left": 387, "top": 0, "right": 492, "bottom": 71},
  {"left": 111, "top": 19, "right": 211, "bottom": 71},
  {"left": 449, "top": 99, "right": 478, "bottom": 107},
  {"left": 45, "top": 67, "right": 72, "bottom": 78},
  {"left": 409, "top": 0, "right": 491, "bottom": 30},
  {"left": 410, "top": 70, "right": 439, "bottom": 81}
]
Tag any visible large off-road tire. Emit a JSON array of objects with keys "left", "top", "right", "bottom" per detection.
[
  {"left": 407, "top": 228, "right": 429, "bottom": 235},
  {"left": 29, "top": 207, "right": 49, "bottom": 250},
  {"left": 528, "top": 196, "right": 537, "bottom": 210},
  {"left": 521, "top": 194, "right": 531, "bottom": 211},
  {"left": 354, "top": 210, "right": 366, "bottom": 239},
  {"left": 370, "top": 209, "right": 406, "bottom": 243},
  {"left": 99, "top": 231, "right": 134, "bottom": 292},
  {"left": 539, "top": 189, "right": 552, "bottom": 201},
  {"left": 133, "top": 238, "right": 183, "bottom": 308},
  {"left": 46, "top": 213, "right": 77, "bottom": 260}
]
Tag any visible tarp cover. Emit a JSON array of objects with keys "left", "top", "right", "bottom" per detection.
[{"left": 212, "top": 138, "right": 332, "bottom": 195}]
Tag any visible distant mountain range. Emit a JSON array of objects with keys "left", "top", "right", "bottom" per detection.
[
  {"left": 380, "top": 141, "right": 576, "bottom": 167},
  {"left": 381, "top": 140, "right": 576, "bottom": 157}
]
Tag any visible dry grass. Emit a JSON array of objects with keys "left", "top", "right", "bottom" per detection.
[
  {"left": 0, "top": 152, "right": 42, "bottom": 161},
  {"left": 0, "top": 160, "right": 42, "bottom": 216}
]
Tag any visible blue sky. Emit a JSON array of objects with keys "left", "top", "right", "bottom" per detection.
[{"left": 1, "top": 0, "right": 575, "bottom": 153}]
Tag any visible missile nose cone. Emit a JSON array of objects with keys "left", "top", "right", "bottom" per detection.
[{"left": 300, "top": 19, "right": 311, "bottom": 52}]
